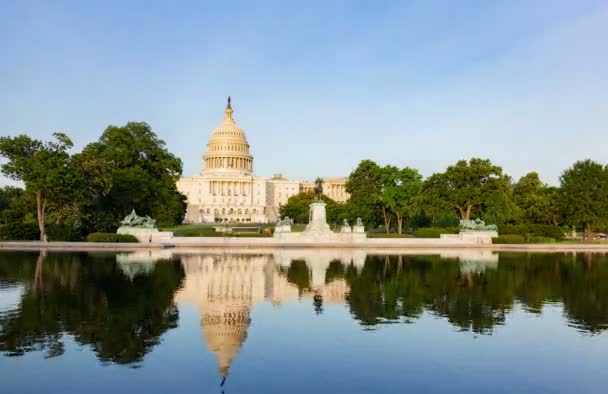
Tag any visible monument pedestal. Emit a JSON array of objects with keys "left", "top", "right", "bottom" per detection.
[
  {"left": 305, "top": 202, "right": 332, "bottom": 233},
  {"left": 274, "top": 201, "right": 367, "bottom": 243},
  {"left": 117, "top": 227, "right": 173, "bottom": 243},
  {"left": 440, "top": 230, "right": 498, "bottom": 245}
]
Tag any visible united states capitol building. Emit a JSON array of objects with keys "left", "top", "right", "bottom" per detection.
[{"left": 177, "top": 98, "right": 349, "bottom": 224}]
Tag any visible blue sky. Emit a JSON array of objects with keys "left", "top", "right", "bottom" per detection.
[{"left": 1, "top": 0, "right": 607, "bottom": 185}]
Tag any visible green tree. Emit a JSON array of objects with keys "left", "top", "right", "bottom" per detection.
[
  {"left": 279, "top": 191, "right": 347, "bottom": 225},
  {"left": 423, "top": 158, "right": 509, "bottom": 220},
  {"left": 0, "top": 133, "right": 80, "bottom": 240},
  {"left": 559, "top": 160, "right": 608, "bottom": 236},
  {"left": 383, "top": 166, "right": 423, "bottom": 234},
  {"left": 512, "top": 172, "right": 560, "bottom": 225},
  {"left": 0, "top": 186, "right": 31, "bottom": 224},
  {"left": 345, "top": 160, "right": 383, "bottom": 227},
  {"left": 79, "top": 122, "right": 186, "bottom": 231},
  {"left": 480, "top": 175, "right": 515, "bottom": 226}
]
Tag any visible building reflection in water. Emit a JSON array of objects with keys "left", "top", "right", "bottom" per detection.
[
  {"left": 172, "top": 249, "right": 498, "bottom": 378},
  {"left": 173, "top": 250, "right": 355, "bottom": 378}
]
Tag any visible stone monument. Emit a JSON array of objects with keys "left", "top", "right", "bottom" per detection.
[
  {"left": 274, "top": 217, "right": 292, "bottom": 233},
  {"left": 305, "top": 201, "right": 332, "bottom": 233},
  {"left": 117, "top": 209, "right": 173, "bottom": 243},
  {"left": 340, "top": 219, "right": 352, "bottom": 233},
  {"left": 353, "top": 217, "right": 365, "bottom": 233},
  {"left": 274, "top": 178, "right": 366, "bottom": 242},
  {"left": 440, "top": 218, "right": 497, "bottom": 244}
]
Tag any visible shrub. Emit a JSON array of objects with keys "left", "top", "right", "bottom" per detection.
[
  {"left": 414, "top": 227, "right": 459, "bottom": 238},
  {"left": 87, "top": 233, "right": 139, "bottom": 243},
  {"left": 367, "top": 233, "right": 415, "bottom": 238},
  {"left": 493, "top": 234, "right": 525, "bottom": 244},
  {"left": 529, "top": 236, "right": 556, "bottom": 244},
  {"left": 498, "top": 224, "right": 564, "bottom": 240},
  {"left": 46, "top": 224, "right": 80, "bottom": 241},
  {"left": 0, "top": 222, "right": 40, "bottom": 240}
]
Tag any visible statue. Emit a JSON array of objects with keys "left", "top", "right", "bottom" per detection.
[
  {"left": 343, "top": 219, "right": 349, "bottom": 226},
  {"left": 227, "top": 96, "right": 232, "bottom": 109},
  {"left": 314, "top": 177, "right": 324, "bottom": 201},
  {"left": 459, "top": 218, "right": 497, "bottom": 232},
  {"left": 120, "top": 209, "right": 157, "bottom": 229},
  {"left": 356, "top": 218, "right": 363, "bottom": 226},
  {"left": 284, "top": 216, "right": 290, "bottom": 225}
]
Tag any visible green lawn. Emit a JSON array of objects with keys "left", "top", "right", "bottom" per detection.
[
  {"left": 160, "top": 223, "right": 272, "bottom": 237},
  {"left": 555, "top": 239, "right": 608, "bottom": 244}
]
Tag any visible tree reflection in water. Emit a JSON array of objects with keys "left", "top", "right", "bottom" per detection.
[
  {"left": 1, "top": 250, "right": 607, "bottom": 370},
  {"left": 345, "top": 253, "right": 608, "bottom": 334},
  {"left": 0, "top": 251, "right": 185, "bottom": 364}
]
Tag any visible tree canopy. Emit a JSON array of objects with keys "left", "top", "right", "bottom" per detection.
[
  {"left": 0, "top": 133, "right": 81, "bottom": 240},
  {"left": 423, "top": 158, "right": 510, "bottom": 220},
  {"left": 345, "top": 160, "right": 383, "bottom": 226},
  {"left": 512, "top": 172, "right": 560, "bottom": 225},
  {"left": 279, "top": 191, "right": 349, "bottom": 225},
  {"left": 559, "top": 160, "right": 608, "bottom": 235},
  {"left": 78, "top": 122, "right": 186, "bottom": 232}
]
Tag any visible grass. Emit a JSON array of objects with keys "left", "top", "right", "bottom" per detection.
[
  {"left": 554, "top": 239, "right": 608, "bottom": 244},
  {"left": 160, "top": 223, "right": 274, "bottom": 237}
]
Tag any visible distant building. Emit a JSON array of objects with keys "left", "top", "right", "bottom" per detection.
[{"left": 177, "top": 98, "right": 349, "bottom": 223}]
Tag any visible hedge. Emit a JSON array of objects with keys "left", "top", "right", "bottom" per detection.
[
  {"left": 47, "top": 224, "right": 80, "bottom": 241},
  {"left": 87, "top": 233, "right": 139, "bottom": 243},
  {"left": 498, "top": 224, "right": 564, "bottom": 240},
  {"left": 414, "top": 227, "right": 459, "bottom": 238},
  {"left": 367, "top": 233, "right": 415, "bottom": 238},
  {"left": 493, "top": 234, "right": 526, "bottom": 244},
  {"left": 0, "top": 223, "right": 40, "bottom": 240},
  {"left": 529, "top": 236, "right": 557, "bottom": 244}
]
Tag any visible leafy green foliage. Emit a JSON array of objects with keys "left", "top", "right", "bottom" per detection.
[
  {"left": 498, "top": 224, "right": 564, "bottom": 240},
  {"left": 279, "top": 191, "right": 349, "bottom": 225},
  {"left": 413, "top": 227, "right": 458, "bottom": 238},
  {"left": 86, "top": 233, "right": 139, "bottom": 242},
  {"left": 529, "top": 236, "right": 556, "bottom": 243},
  {"left": 493, "top": 235, "right": 526, "bottom": 244},
  {"left": 380, "top": 166, "right": 423, "bottom": 233},
  {"left": 0, "top": 223, "right": 40, "bottom": 240},
  {"left": 46, "top": 224, "right": 81, "bottom": 241},
  {"left": 366, "top": 233, "right": 415, "bottom": 238},
  {"left": 345, "top": 160, "right": 383, "bottom": 227},
  {"left": 423, "top": 158, "right": 510, "bottom": 221},
  {"left": 0, "top": 133, "right": 81, "bottom": 240},
  {"left": 0, "top": 186, "right": 31, "bottom": 224},
  {"left": 79, "top": 122, "right": 186, "bottom": 232},
  {"left": 559, "top": 160, "right": 608, "bottom": 235},
  {"left": 512, "top": 172, "right": 561, "bottom": 225}
]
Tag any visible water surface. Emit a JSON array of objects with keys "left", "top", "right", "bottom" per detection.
[{"left": 1, "top": 249, "right": 607, "bottom": 393}]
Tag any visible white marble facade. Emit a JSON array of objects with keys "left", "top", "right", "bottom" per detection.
[{"left": 177, "top": 98, "right": 349, "bottom": 224}]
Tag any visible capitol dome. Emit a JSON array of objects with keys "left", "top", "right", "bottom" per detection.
[{"left": 202, "top": 97, "right": 253, "bottom": 175}]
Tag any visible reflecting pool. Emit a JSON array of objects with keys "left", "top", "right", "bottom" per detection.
[{"left": 1, "top": 249, "right": 607, "bottom": 393}]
